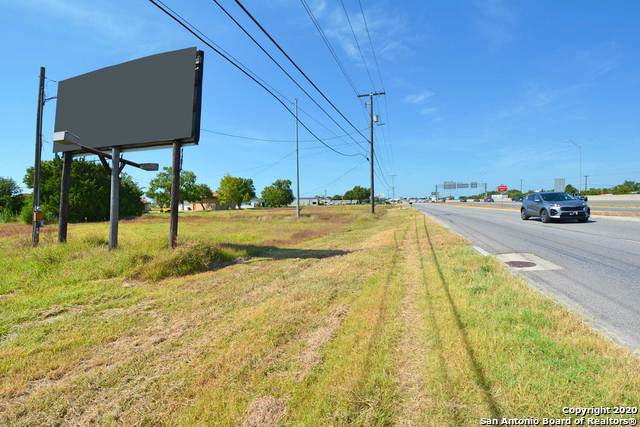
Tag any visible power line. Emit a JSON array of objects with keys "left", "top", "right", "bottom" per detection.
[
  {"left": 305, "top": 159, "right": 368, "bottom": 194},
  {"left": 355, "top": 1, "right": 395, "bottom": 175},
  {"left": 233, "top": 0, "right": 371, "bottom": 145},
  {"left": 210, "top": 0, "right": 367, "bottom": 154},
  {"left": 356, "top": 0, "right": 385, "bottom": 91},
  {"left": 299, "top": 0, "right": 360, "bottom": 97},
  {"left": 148, "top": 0, "right": 365, "bottom": 159},
  {"left": 337, "top": 0, "right": 376, "bottom": 91},
  {"left": 201, "top": 127, "right": 368, "bottom": 143},
  {"left": 297, "top": 0, "right": 372, "bottom": 156}
]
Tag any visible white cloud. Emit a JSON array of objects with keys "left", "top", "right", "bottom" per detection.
[
  {"left": 405, "top": 90, "right": 434, "bottom": 104},
  {"left": 475, "top": 0, "right": 517, "bottom": 50},
  {"left": 308, "top": 1, "right": 411, "bottom": 65},
  {"left": 12, "top": 0, "right": 142, "bottom": 43},
  {"left": 419, "top": 107, "right": 437, "bottom": 116}
]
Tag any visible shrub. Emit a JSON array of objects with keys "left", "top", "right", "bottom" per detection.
[
  {"left": 0, "top": 209, "right": 15, "bottom": 223},
  {"left": 20, "top": 198, "right": 33, "bottom": 224},
  {"left": 129, "top": 242, "right": 241, "bottom": 282}
]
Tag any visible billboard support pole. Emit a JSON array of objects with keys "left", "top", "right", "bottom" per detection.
[
  {"left": 57, "top": 152, "right": 73, "bottom": 243},
  {"left": 109, "top": 147, "right": 120, "bottom": 250},
  {"left": 169, "top": 142, "right": 181, "bottom": 249},
  {"left": 32, "top": 67, "right": 45, "bottom": 247}
]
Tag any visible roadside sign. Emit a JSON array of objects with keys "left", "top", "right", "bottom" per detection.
[{"left": 498, "top": 184, "right": 508, "bottom": 193}]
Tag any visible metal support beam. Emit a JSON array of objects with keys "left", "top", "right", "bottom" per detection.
[
  {"left": 169, "top": 142, "right": 181, "bottom": 249},
  {"left": 98, "top": 154, "right": 111, "bottom": 175},
  {"left": 108, "top": 147, "right": 120, "bottom": 250},
  {"left": 57, "top": 152, "right": 73, "bottom": 243}
]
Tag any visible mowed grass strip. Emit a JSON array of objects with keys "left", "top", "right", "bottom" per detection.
[
  {"left": 0, "top": 206, "right": 638, "bottom": 425},
  {"left": 398, "top": 213, "right": 640, "bottom": 425}
]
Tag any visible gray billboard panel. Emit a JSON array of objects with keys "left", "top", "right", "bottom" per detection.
[
  {"left": 54, "top": 47, "right": 204, "bottom": 153},
  {"left": 554, "top": 178, "right": 565, "bottom": 193},
  {"left": 456, "top": 182, "right": 469, "bottom": 189}
]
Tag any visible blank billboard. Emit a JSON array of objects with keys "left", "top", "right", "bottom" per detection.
[{"left": 54, "top": 47, "right": 204, "bottom": 153}]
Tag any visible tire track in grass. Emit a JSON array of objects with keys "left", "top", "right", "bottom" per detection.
[
  {"left": 422, "top": 217, "right": 502, "bottom": 419},
  {"left": 345, "top": 226, "right": 407, "bottom": 425},
  {"left": 413, "top": 216, "right": 465, "bottom": 425}
]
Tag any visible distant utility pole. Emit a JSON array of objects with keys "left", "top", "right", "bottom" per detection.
[
  {"left": 295, "top": 99, "right": 300, "bottom": 218},
  {"left": 435, "top": 184, "right": 438, "bottom": 199},
  {"left": 31, "top": 67, "right": 46, "bottom": 247},
  {"left": 584, "top": 175, "right": 589, "bottom": 193},
  {"left": 567, "top": 140, "right": 582, "bottom": 193},
  {"left": 358, "top": 91, "right": 385, "bottom": 214},
  {"left": 390, "top": 174, "right": 397, "bottom": 199},
  {"left": 484, "top": 183, "right": 488, "bottom": 199}
]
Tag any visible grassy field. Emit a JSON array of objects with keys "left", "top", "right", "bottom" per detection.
[{"left": 1, "top": 206, "right": 639, "bottom": 425}]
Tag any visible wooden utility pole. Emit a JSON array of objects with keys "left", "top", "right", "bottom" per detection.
[
  {"left": 32, "top": 67, "right": 45, "bottom": 247},
  {"left": 295, "top": 99, "right": 300, "bottom": 218},
  {"left": 357, "top": 91, "right": 385, "bottom": 213},
  {"left": 169, "top": 142, "right": 182, "bottom": 248}
]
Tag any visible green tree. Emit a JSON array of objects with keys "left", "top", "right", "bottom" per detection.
[
  {"left": 612, "top": 180, "right": 639, "bottom": 195},
  {"left": 0, "top": 177, "right": 24, "bottom": 215},
  {"left": 331, "top": 194, "right": 342, "bottom": 200},
  {"left": 146, "top": 167, "right": 203, "bottom": 208},
  {"left": 23, "top": 157, "right": 145, "bottom": 223},
  {"left": 217, "top": 175, "right": 255, "bottom": 209},
  {"left": 261, "top": 179, "right": 294, "bottom": 208},
  {"left": 506, "top": 189, "right": 523, "bottom": 198},
  {"left": 343, "top": 186, "right": 370, "bottom": 203},
  {"left": 564, "top": 184, "right": 579, "bottom": 194}
]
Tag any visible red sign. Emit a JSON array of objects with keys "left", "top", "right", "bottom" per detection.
[{"left": 497, "top": 184, "right": 508, "bottom": 193}]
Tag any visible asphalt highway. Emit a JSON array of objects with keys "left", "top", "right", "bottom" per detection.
[
  {"left": 414, "top": 203, "right": 640, "bottom": 351},
  {"left": 463, "top": 200, "right": 640, "bottom": 213}
]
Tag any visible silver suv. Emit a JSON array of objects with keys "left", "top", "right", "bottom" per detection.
[{"left": 521, "top": 192, "right": 590, "bottom": 223}]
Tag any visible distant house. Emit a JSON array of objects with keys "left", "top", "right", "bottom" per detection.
[
  {"left": 290, "top": 197, "right": 320, "bottom": 207},
  {"left": 240, "top": 197, "right": 264, "bottom": 209},
  {"left": 182, "top": 191, "right": 228, "bottom": 211}
]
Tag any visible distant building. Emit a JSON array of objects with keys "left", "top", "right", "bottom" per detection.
[
  {"left": 241, "top": 197, "right": 264, "bottom": 209},
  {"left": 181, "top": 191, "right": 229, "bottom": 211},
  {"left": 290, "top": 197, "right": 321, "bottom": 207}
]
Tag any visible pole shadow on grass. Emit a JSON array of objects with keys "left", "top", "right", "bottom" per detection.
[
  {"left": 220, "top": 243, "right": 349, "bottom": 261},
  {"left": 414, "top": 220, "right": 464, "bottom": 425},
  {"left": 422, "top": 217, "right": 502, "bottom": 419}
]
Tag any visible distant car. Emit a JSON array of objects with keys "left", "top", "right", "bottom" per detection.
[
  {"left": 521, "top": 192, "right": 590, "bottom": 223},
  {"left": 512, "top": 196, "right": 523, "bottom": 202},
  {"left": 459, "top": 197, "right": 467, "bottom": 202},
  {"left": 570, "top": 194, "right": 588, "bottom": 201},
  {"left": 483, "top": 197, "right": 494, "bottom": 203}
]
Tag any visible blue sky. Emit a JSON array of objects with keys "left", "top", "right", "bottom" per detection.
[{"left": 1, "top": 0, "right": 639, "bottom": 197}]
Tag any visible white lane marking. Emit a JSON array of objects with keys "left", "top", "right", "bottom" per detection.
[
  {"left": 473, "top": 246, "right": 490, "bottom": 256},
  {"left": 496, "top": 253, "right": 562, "bottom": 271}
]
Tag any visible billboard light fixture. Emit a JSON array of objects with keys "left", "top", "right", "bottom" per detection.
[
  {"left": 139, "top": 163, "right": 159, "bottom": 171},
  {"left": 53, "top": 130, "right": 81, "bottom": 146}
]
